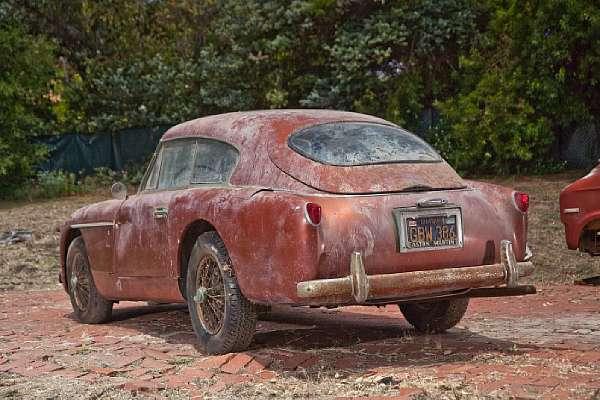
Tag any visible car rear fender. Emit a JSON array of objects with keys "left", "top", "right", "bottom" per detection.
[
  {"left": 166, "top": 187, "right": 320, "bottom": 304},
  {"left": 222, "top": 190, "right": 321, "bottom": 304},
  {"left": 465, "top": 180, "right": 528, "bottom": 250}
]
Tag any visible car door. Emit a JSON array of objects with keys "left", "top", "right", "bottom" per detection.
[{"left": 115, "top": 139, "right": 196, "bottom": 277}]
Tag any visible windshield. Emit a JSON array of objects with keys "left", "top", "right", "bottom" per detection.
[{"left": 288, "top": 122, "right": 441, "bottom": 166}]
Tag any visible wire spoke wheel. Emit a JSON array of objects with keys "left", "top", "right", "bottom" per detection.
[
  {"left": 187, "top": 232, "right": 257, "bottom": 354},
  {"left": 195, "top": 255, "right": 225, "bottom": 335},
  {"left": 72, "top": 253, "right": 90, "bottom": 311}
]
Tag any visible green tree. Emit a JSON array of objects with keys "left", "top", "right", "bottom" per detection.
[
  {"left": 436, "top": 0, "right": 600, "bottom": 174},
  {"left": 304, "top": 0, "right": 482, "bottom": 128},
  {"left": 197, "top": 0, "right": 481, "bottom": 129},
  {"left": 0, "top": 18, "right": 57, "bottom": 193},
  {"left": 12, "top": 0, "right": 212, "bottom": 132}
]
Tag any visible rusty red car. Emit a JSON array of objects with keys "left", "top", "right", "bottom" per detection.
[
  {"left": 60, "top": 110, "right": 535, "bottom": 354},
  {"left": 560, "top": 165, "right": 600, "bottom": 255}
]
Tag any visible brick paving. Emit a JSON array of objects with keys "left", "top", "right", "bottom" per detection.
[{"left": 0, "top": 285, "right": 598, "bottom": 399}]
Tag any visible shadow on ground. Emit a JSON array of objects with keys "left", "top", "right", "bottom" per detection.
[{"left": 67, "top": 302, "right": 526, "bottom": 373}]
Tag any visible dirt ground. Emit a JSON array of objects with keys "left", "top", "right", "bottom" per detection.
[{"left": 1, "top": 173, "right": 600, "bottom": 399}]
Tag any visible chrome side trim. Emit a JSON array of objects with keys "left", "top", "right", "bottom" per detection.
[{"left": 71, "top": 222, "right": 114, "bottom": 229}]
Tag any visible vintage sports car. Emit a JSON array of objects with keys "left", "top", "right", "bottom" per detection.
[
  {"left": 560, "top": 164, "right": 600, "bottom": 255},
  {"left": 60, "top": 110, "right": 535, "bottom": 354}
]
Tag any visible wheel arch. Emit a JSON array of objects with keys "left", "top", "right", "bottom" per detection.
[
  {"left": 576, "top": 213, "right": 600, "bottom": 253},
  {"left": 177, "top": 219, "right": 218, "bottom": 299}
]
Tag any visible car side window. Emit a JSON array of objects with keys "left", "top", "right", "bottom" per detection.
[
  {"left": 192, "top": 139, "right": 239, "bottom": 184},
  {"left": 144, "top": 150, "right": 162, "bottom": 191},
  {"left": 158, "top": 140, "right": 195, "bottom": 189}
]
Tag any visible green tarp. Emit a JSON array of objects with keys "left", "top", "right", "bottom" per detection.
[{"left": 38, "top": 126, "right": 170, "bottom": 174}]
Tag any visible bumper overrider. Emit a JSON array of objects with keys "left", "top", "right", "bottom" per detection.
[{"left": 297, "top": 240, "right": 535, "bottom": 304}]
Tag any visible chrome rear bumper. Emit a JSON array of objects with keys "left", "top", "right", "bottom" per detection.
[{"left": 297, "top": 240, "right": 534, "bottom": 304}]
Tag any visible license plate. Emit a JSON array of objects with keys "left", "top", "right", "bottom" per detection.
[{"left": 393, "top": 207, "right": 464, "bottom": 252}]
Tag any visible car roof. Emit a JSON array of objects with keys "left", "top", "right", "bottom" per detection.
[
  {"left": 160, "top": 109, "right": 390, "bottom": 145},
  {"left": 160, "top": 110, "right": 464, "bottom": 193}
]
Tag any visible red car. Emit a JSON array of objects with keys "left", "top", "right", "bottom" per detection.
[
  {"left": 560, "top": 165, "right": 600, "bottom": 255},
  {"left": 60, "top": 110, "right": 535, "bottom": 354}
]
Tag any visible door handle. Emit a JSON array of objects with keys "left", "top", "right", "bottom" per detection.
[{"left": 154, "top": 207, "right": 168, "bottom": 219}]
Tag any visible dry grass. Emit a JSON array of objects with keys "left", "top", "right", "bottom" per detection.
[
  {"left": 0, "top": 172, "right": 599, "bottom": 293},
  {"left": 0, "top": 371, "right": 493, "bottom": 400},
  {"left": 0, "top": 193, "right": 109, "bottom": 292}
]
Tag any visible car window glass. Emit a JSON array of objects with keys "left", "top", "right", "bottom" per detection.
[
  {"left": 144, "top": 151, "right": 161, "bottom": 190},
  {"left": 192, "top": 139, "right": 239, "bottom": 184},
  {"left": 158, "top": 141, "right": 194, "bottom": 189},
  {"left": 288, "top": 122, "right": 441, "bottom": 166}
]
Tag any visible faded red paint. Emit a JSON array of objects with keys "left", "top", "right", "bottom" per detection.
[
  {"left": 59, "top": 110, "right": 533, "bottom": 306},
  {"left": 560, "top": 164, "right": 600, "bottom": 253}
]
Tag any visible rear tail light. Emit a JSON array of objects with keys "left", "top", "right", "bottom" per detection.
[
  {"left": 514, "top": 192, "right": 529, "bottom": 213},
  {"left": 305, "top": 203, "right": 322, "bottom": 225}
]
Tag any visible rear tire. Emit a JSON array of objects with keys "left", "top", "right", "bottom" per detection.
[
  {"left": 66, "top": 237, "right": 113, "bottom": 324},
  {"left": 186, "top": 232, "right": 257, "bottom": 354},
  {"left": 399, "top": 298, "right": 469, "bottom": 333}
]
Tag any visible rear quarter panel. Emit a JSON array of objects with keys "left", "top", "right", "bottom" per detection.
[{"left": 165, "top": 187, "right": 319, "bottom": 304}]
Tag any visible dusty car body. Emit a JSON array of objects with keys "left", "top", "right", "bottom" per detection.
[
  {"left": 560, "top": 164, "right": 600, "bottom": 255},
  {"left": 60, "top": 110, "right": 535, "bottom": 354}
]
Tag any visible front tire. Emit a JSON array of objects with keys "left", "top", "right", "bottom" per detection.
[
  {"left": 399, "top": 298, "right": 469, "bottom": 333},
  {"left": 186, "top": 232, "right": 257, "bottom": 354},
  {"left": 66, "top": 237, "right": 113, "bottom": 323}
]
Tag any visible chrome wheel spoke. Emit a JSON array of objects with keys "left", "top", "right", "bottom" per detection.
[
  {"left": 195, "top": 255, "right": 225, "bottom": 335},
  {"left": 72, "top": 254, "right": 90, "bottom": 312}
]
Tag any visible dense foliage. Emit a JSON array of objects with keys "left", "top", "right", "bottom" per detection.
[
  {"left": 0, "top": 15, "right": 58, "bottom": 193},
  {"left": 2, "top": 0, "right": 599, "bottom": 189},
  {"left": 436, "top": 0, "right": 600, "bottom": 173}
]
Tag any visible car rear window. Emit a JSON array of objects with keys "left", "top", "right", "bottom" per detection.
[{"left": 288, "top": 122, "right": 441, "bottom": 166}]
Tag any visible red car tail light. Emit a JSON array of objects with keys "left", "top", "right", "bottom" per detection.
[
  {"left": 514, "top": 192, "right": 529, "bottom": 213},
  {"left": 305, "top": 203, "right": 322, "bottom": 225}
]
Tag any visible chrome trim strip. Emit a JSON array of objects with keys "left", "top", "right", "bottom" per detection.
[
  {"left": 71, "top": 222, "right": 114, "bottom": 229},
  {"left": 563, "top": 208, "right": 580, "bottom": 214}
]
